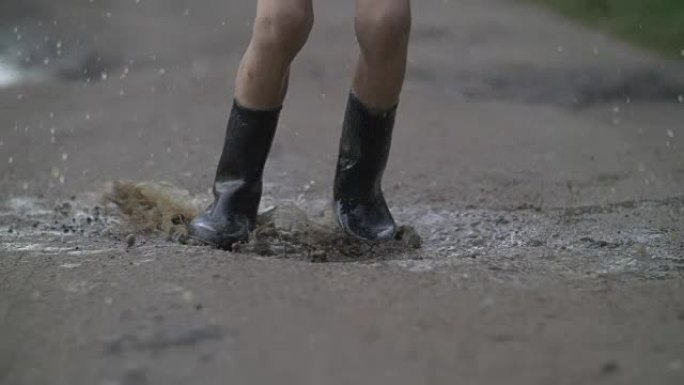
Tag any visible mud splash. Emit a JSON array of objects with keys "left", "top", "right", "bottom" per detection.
[{"left": 103, "top": 181, "right": 423, "bottom": 261}]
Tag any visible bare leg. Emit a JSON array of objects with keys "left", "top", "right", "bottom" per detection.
[
  {"left": 235, "top": 0, "right": 314, "bottom": 110},
  {"left": 353, "top": 0, "right": 411, "bottom": 110}
]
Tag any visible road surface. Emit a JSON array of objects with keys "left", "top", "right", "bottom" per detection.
[{"left": 1, "top": 0, "right": 684, "bottom": 384}]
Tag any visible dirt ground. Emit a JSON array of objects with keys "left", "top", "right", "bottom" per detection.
[{"left": 1, "top": 0, "right": 684, "bottom": 384}]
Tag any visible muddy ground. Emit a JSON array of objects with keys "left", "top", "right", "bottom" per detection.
[{"left": 1, "top": 0, "right": 684, "bottom": 384}]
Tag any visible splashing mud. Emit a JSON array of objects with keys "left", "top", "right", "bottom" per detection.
[
  {"left": 103, "top": 181, "right": 199, "bottom": 240},
  {"left": 103, "top": 181, "right": 423, "bottom": 261}
]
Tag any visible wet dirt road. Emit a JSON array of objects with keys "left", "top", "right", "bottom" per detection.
[{"left": 1, "top": 0, "right": 684, "bottom": 384}]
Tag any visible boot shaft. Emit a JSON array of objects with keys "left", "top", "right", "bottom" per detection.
[
  {"left": 334, "top": 93, "right": 396, "bottom": 200},
  {"left": 214, "top": 101, "right": 281, "bottom": 188}
]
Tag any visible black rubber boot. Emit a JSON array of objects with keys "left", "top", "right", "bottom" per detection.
[
  {"left": 333, "top": 93, "right": 397, "bottom": 241},
  {"left": 189, "top": 101, "right": 280, "bottom": 250}
]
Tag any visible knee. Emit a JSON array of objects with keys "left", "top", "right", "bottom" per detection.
[
  {"left": 252, "top": 3, "right": 314, "bottom": 58},
  {"left": 356, "top": 0, "right": 411, "bottom": 55}
]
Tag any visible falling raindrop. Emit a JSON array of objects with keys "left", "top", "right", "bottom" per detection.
[
  {"left": 61, "top": 153, "right": 68, "bottom": 161},
  {"left": 8, "top": 156, "right": 13, "bottom": 164},
  {"left": 101, "top": 72, "right": 108, "bottom": 81},
  {"left": 666, "top": 130, "right": 675, "bottom": 138},
  {"left": 158, "top": 68, "right": 166, "bottom": 75}
]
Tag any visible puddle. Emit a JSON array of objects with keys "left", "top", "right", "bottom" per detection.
[{"left": 1, "top": 182, "right": 682, "bottom": 279}]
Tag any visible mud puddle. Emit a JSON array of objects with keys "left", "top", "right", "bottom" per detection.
[{"left": 1, "top": 182, "right": 682, "bottom": 278}]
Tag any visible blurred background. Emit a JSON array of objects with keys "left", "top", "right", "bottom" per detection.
[{"left": 1, "top": 0, "right": 683, "bottom": 206}]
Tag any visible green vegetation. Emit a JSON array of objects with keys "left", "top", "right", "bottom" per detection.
[{"left": 534, "top": 0, "right": 684, "bottom": 58}]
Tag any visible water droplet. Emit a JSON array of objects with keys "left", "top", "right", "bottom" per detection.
[
  {"left": 592, "top": 46, "right": 599, "bottom": 55},
  {"left": 678, "top": 95, "right": 683, "bottom": 103},
  {"left": 8, "top": 156, "right": 13, "bottom": 164},
  {"left": 183, "top": 9, "right": 190, "bottom": 16},
  {"left": 85, "top": 113, "right": 91, "bottom": 120},
  {"left": 51, "top": 167, "right": 60, "bottom": 179},
  {"left": 119, "top": 89, "right": 125, "bottom": 96},
  {"left": 158, "top": 68, "right": 166, "bottom": 75},
  {"left": 612, "top": 105, "right": 620, "bottom": 114},
  {"left": 22, "top": 182, "right": 29, "bottom": 190},
  {"left": 101, "top": 72, "right": 108, "bottom": 81},
  {"left": 56, "top": 40, "right": 62, "bottom": 49},
  {"left": 556, "top": 46, "right": 564, "bottom": 53},
  {"left": 61, "top": 152, "right": 68, "bottom": 161},
  {"left": 666, "top": 129, "right": 674, "bottom": 138}
]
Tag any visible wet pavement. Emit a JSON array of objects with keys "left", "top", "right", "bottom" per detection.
[{"left": 1, "top": 0, "right": 684, "bottom": 384}]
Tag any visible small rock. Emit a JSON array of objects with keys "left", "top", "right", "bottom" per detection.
[
  {"left": 125, "top": 234, "right": 136, "bottom": 249},
  {"left": 310, "top": 251, "right": 328, "bottom": 263},
  {"left": 527, "top": 239, "right": 545, "bottom": 247},
  {"left": 601, "top": 360, "right": 620, "bottom": 374}
]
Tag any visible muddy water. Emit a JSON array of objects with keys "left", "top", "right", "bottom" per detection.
[{"left": 2, "top": 182, "right": 681, "bottom": 278}]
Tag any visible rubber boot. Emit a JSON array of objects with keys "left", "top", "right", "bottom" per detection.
[
  {"left": 333, "top": 93, "right": 397, "bottom": 241},
  {"left": 189, "top": 101, "right": 280, "bottom": 250}
]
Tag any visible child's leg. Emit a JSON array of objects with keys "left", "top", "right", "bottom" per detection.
[
  {"left": 353, "top": 0, "right": 411, "bottom": 110},
  {"left": 189, "top": 0, "right": 313, "bottom": 249},
  {"left": 333, "top": 0, "right": 411, "bottom": 240},
  {"left": 236, "top": 0, "right": 314, "bottom": 109}
]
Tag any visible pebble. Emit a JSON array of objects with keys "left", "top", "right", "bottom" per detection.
[{"left": 125, "top": 234, "right": 136, "bottom": 249}]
